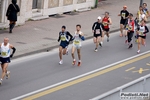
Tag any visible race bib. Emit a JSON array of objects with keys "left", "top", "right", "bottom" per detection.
[
  {"left": 1, "top": 52, "right": 7, "bottom": 56},
  {"left": 139, "top": 32, "right": 144, "bottom": 36},
  {"left": 128, "top": 25, "right": 132, "bottom": 30},
  {"left": 103, "top": 22, "right": 107, "bottom": 26},
  {"left": 126, "top": 25, "right": 129, "bottom": 30},
  {"left": 122, "top": 13, "right": 126, "bottom": 19},
  {"left": 61, "top": 36, "right": 66, "bottom": 41},
  {"left": 74, "top": 40, "right": 80, "bottom": 44},
  {"left": 95, "top": 29, "right": 100, "bottom": 34}
]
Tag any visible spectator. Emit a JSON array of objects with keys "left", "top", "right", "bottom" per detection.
[{"left": 6, "top": 0, "right": 20, "bottom": 33}]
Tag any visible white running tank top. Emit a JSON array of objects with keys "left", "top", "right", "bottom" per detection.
[
  {"left": 139, "top": 26, "right": 145, "bottom": 35},
  {"left": 0, "top": 43, "right": 10, "bottom": 58},
  {"left": 73, "top": 31, "right": 82, "bottom": 46}
]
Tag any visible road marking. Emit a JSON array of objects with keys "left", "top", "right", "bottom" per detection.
[
  {"left": 11, "top": 50, "right": 150, "bottom": 100},
  {"left": 133, "top": 68, "right": 150, "bottom": 74},
  {"left": 125, "top": 67, "right": 136, "bottom": 72}
]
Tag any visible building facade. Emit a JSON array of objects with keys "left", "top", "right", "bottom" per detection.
[{"left": 0, "top": 0, "right": 95, "bottom": 28}]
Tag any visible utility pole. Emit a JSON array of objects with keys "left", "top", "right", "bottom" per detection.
[{"left": 140, "top": 0, "right": 143, "bottom": 6}]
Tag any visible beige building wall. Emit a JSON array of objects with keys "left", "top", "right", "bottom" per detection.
[{"left": 0, "top": 0, "right": 95, "bottom": 28}]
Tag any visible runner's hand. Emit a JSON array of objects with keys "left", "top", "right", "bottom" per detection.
[{"left": 10, "top": 54, "right": 13, "bottom": 58}]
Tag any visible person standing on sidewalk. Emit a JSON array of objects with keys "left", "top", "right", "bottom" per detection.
[
  {"left": 72, "top": 24, "right": 85, "bottom": 66},
  {"left": 102, "top": 12, "right": 112, "bottom": 42},
  {"left": 136, "top": 20, "right": 149, "bottom": 53},
  {"left": 92, "top": 16, "right": 104, "bottom": 52},
  {"left": 126, "top": 13, "right": 135, "bottom": 49},
  {"left": 6, "top": 0, "right": 20, "bottom": 33},
  {"left": 0, "top": 38, "right": 16, "bottom": 85},
  {"left": 118, "top": 5, "right": 129, "bottom": 37},
  {"left": 57, "top": 26, "right": 73, "bottom": 65}
]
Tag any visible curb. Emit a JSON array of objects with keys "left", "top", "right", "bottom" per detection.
[{"left": 12, "top": 21, "right": 150, "bottom": 59}]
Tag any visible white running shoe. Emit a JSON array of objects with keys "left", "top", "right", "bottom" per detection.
[
  {"left": 137, "top": 50, "right": 140, "bottom": 54},
  {"left": 59, "top": 60, "right": 63, "bottom": 65},
  {"left": 6, "top": 71, "right": 10, "bottom": 79},
  {"left": 95, "top": 48, "right": 98, "bottom": 52}
]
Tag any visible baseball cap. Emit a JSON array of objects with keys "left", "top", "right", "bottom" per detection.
[{"left": 97, "top": 16, "right": 102, "bottom": 20}]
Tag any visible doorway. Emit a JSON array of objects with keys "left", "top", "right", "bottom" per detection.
[{"left": 32, "top": 0, "right": 38, "bottom": 9}]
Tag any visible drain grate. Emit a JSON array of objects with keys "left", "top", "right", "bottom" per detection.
[{"left": 16, "top": 42, "right": 27, "bottom": 44}]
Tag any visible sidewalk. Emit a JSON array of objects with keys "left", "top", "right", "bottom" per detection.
[{"left": 0, "top": 0, "right": 150, "bottom": 58}]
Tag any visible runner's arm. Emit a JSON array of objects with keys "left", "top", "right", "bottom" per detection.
[
  {"left": 144, "top": 26, "right": 149, "bottom": 34},
  {"left": 67, "top": 31, "right": 73, "bottom": 41},
  {"left": 57, "top": 32, "right": 61, "bottom": 42},
  {"left": 10, "top": 45, "right": 16, "bottom": 58},
  {"left": 108, "top": 18, "right": 112, "bottom": 25},
  {"left": 92, "top": 22, "right": 96, "bottom": 32}
]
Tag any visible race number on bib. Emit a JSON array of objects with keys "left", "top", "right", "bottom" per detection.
[
  {"left": 128, "top": 25, "right": 132, "bottom": 30},
  {"left": 95, "top": 29, "right": 100, "bottom": 34},
  {"left": 61, "top": 36, "right": 66, "bottom": 41},
  {"left": 122, "top": 13, "right": 126, "bottom": 19},
  {"left": 103, "top": 22, "right": 107, "bottom": 26},
  {"left": 74, "top": 40, "right": 80, "bottom": 44},
  {"left": 1, "top": 52, "right": 7, "bottom": 56}
]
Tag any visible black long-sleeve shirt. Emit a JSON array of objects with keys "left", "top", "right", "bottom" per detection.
[
  {"left": 58, "top": 31, "right": 73, "bottom": 42},
  {"left": 137, "top": 25, "right": 149, "bottom": 34},
  {"left": 92, "top": 22, "right": 104, "bottom": 34}
]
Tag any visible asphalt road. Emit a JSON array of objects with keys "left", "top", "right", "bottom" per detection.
[{"left": 0, "top": 29, "right": 150, "bottom": 100}]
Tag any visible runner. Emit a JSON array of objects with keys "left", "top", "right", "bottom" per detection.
[
  {"left": 72, "top": 24, "right": 85, "bottom": 66},
  {"left": 126, "top": 13, "right": 135, "bottom": 49},
  {"left": 142, "top": 3, "right": 150, "bottom": 18},
  {"left": 0, "top": 38, "right": 16, "bottom": 85},
  {"left": 118, "top": 5, "right": 129, "bottom": 37},
  {"left": 102, "top": 12, "right": 112, "bottom": 42},
  {"left": 136, "top": 20, "right": 149, "bottom": 53},
  {"left": 57, "top": 26, "right": 73, "bottom": 65},
  {"left": 92, "top": 16, "right": 104, "bottom": 51},
  {"left": 135, "top": 10, "right": 147, "bottom": 43}
]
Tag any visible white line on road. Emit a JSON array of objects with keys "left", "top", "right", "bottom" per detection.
[{"left": 11, "top": 50, "right": 150, "bottom": 100}]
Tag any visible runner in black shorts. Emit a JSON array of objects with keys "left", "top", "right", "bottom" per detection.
[
  {"left": 92, "top": 16, "right": 104, "bottom": 52},
  {"left": 57, "top": 26, "right": 73, "bottom": 65},
  {"left": 118, "top": 5, "right": 129, "bottom": 37},
  {"left": 136, "top": 20, "right": 149, "bottom": 53},
  {"left": 102, "top": 12, "right": 112, "bottom": 42}
]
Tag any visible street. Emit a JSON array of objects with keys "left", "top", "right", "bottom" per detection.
[{"left": 0, "top": 29, "right": 150, "bottom": 100}]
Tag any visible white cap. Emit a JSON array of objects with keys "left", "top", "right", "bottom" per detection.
[{"left": 97, "top": 16, "right": 102, "bottom": 20}]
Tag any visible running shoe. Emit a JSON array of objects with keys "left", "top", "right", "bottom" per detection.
[
  {"left": 128, "top": 44, "right": 133, "bottom": 49},
  {"left": 120, "top": 33, "right": 123, "bottom": 37},
  {"left": 125, "top": 40, "right": 128, "bottom": 44},
  {"left": 99, "top": 42, "right": 103, "bottom": 47},
  {"left": 6, "top": 71, "right": 10, "bottom": 79},
  {"left": 72, "top": 60, "right": 76, "bottom": 65},
  {"left": 107, "top": 38, "right": 109, "bottom": 42},
  {"left": 137, "top": 50, "right": 140, "bottom": 54},
  {"left": 0, "top": 80, "right": 2, "bottom": 85},
  {"left": 78, "top": 62, "right": 81, "bottom": 67},
  {"left": 66, "top": 50, "right": 69, "bottom": 55},
  {"left": 59, "top": 60, "right": 63, "bottom": 65},
  {"left": 95, "top": 48, "right": 98, "bottom": 52}
]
